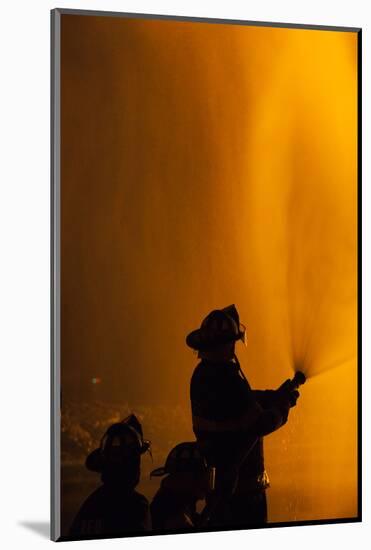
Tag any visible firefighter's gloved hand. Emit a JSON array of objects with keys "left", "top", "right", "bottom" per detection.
[
  {"left": 276, "top": 380, "right": 300, "bottom": 409},
  {"left": 288, "top": 390, "right": 300, "bottom": 407},
  {"left": 277, "top": 379, "right": 292, "bottom": 394}
]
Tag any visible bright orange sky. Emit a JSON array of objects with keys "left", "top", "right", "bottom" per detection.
[{"left": 61, "top": 15, "right": 358, "bottom": 522}]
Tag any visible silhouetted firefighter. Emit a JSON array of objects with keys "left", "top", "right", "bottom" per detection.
[
  {"left": 150, "top": 442, "right": 209, "bottom": 531},
  {"left": 69, "top": 414, "right": 151, "bottom": 537},
  {"left": 187, "top": 305, "right": 300, "bottom": 527}
]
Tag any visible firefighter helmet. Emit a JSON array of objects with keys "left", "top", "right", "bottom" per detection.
[
  {"left": 86, "top": 414, "right": 150, "bottom": 472},
  {"left": 150, "top": 442, "right": 207, "bottom": 477},
  {"left": 186, "top": 304, "right": 246, "bottom": 351}
]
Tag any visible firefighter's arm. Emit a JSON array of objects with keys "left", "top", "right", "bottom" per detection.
[
  {"left": 240, "top": 399, "right": 290, "bottom": 436},
  {"left": 192, "top": 395, "right": 287, "bottom": 435},
  {"left": 192, "top": 369, "right": 297, "bottom": 435},
  {"left": 253, "top": 381, "right": 300, "bottom": 410},
  {"left": 251, "top": 384, "right": 300, "bottom": 436},
  {"left": 251, "top": 403, "right": 289, "bottom": 436},
  {"left": 252, "top": 390, "right": 277, "bottom": 409}
]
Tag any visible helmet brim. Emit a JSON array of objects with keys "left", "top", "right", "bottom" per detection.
[
  {"left": 186, "top": 328, "right": 244, "bottom": 351},
  {"left": 85, "top": 448, "right": 104, "bottom": 472}
]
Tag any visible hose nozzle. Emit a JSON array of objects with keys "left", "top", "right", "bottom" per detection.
[{"left": 291, "top": 371, "right": 306, "bottom": 389}]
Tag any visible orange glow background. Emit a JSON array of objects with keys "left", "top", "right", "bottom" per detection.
[{"left": 61, "top": 15, "right": 358, "bottom": 524}]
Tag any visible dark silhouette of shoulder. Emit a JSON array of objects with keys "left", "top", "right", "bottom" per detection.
[{"left": 69, "top": 486, "right": 150, "bottom": 536}]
